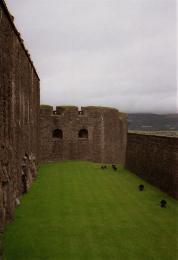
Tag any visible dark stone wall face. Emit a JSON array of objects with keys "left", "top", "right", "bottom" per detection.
[
  {"left": 40, "top": 106, "right": 127, "bottom": 164},
  {"left": 125, "top": 133, "right": 178, "bottom": 199},
  {"left": 0, "top": 2, "right": 40, "bottom": 230}
]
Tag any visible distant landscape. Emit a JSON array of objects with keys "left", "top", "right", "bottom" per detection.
[{"left": 128, "top": 113, "right": 178, "bottom": 132}]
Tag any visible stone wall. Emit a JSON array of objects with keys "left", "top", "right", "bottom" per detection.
[
  {"left": 125, "top": 133, "right": 178, "bottom": 199},
  {"left": 0, "top": 1, "right": 40, "bottom": 230},
  {"left": 40, "top": 106, "right": 127, "bottom": 164}
]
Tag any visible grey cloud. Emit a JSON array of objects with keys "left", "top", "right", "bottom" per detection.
[{"left": 7, "top": 0, "right": 177, "bottom": 113}]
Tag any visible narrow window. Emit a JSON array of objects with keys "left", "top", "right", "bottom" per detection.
[
  {"left": 52, "top": 129, "right": 63, "bottom": 139},
  {"left": 78, "top": 129, "right": 88, "bottom": 138}
]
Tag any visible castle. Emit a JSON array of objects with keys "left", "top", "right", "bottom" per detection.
[{"left": 0, "top": 0, "right": 178, "bottom": 231}]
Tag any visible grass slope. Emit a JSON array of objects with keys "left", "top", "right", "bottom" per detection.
[{"left": 3, "top": 161, "right": 178, "bottom": 260}]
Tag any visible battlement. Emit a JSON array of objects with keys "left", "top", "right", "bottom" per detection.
[
  {"left": 40, "top": 105, "right": 126, "bottom": 118},
  {"left": 40, "top": 105, "right": 53, "bottom": 116},
  {"left": 39, "top": 104, "right": 128, "bottom": 164}
]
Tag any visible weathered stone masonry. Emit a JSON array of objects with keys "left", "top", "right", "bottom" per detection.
[
  {"left": 125, "top": 133, "right": 178, "bottom": 199},
  {"left": 1, "top": 0, "right": 177, "bottom": 239},
  {"left": 0, "top": 0, "right": 40, "bottom": 230},
  {"left": 40, "top": 106, "right": 128, "bottom": 164}
]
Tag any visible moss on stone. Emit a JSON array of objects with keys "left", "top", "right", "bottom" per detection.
[
  {"left": 40, "top": 104, "right": 53, "bottom": 108},
  {"left": 56, "top": 105, "right": 77, "bottom": 108}
]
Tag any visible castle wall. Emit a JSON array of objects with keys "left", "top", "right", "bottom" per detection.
[
  {"left": 0, "top": 1, "right": 40, "bottom": 230},
  {"left": 40, "top": 106, "right": 127, "bottom": 164},
  {"left": 125, "top": 133, "right": 178, "bottom": 199}
]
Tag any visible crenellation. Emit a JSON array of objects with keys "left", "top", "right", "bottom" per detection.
[
  {"left": 40, "top": 105, "right": 128, "bottom": 164},
  {"left": 40, "top": 105, "right": 53, "bottom": 117}
]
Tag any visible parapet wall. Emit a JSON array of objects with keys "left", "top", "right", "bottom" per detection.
[
  {"left": 125, "top": 133, "right": 178, "bottom": 199},
  {"left": 40, "top": 106, "right": 127, "bottom": 164},
  {"left": 0, "top": 0, "right": 40, "bottom": 230}
]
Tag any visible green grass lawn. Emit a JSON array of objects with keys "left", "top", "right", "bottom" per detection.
[{"left": 3, "top": 161, "right": 178, "bottom": 260}]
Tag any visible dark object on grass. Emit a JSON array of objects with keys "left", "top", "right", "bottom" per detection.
[
  {"left": 160, "top": 199, "right": 167, "bottom": 208},
  {"left": 101, "top": 165, "right": 107, "bottom": 170},
  {"left": 138, "top": 184, "right": 144, "bottom": 191},
  {"left": 112, "top": 164, "right": 117, "bottom": 171}
]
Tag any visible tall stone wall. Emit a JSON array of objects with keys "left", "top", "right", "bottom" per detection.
[
  {"left": 125, "top": 133, "right": 178, "bottom": 199},
  {"left": 0, "top": 1, "right": 40, "bottom": 230},
  {"left": 40, "top": 106, "right": 127, "bottom": 164}
]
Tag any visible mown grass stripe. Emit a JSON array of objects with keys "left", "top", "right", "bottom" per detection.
[{"left": 3, "top": 161, "right": 178, "bottom": 260}]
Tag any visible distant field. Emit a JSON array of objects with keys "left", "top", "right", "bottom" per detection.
[
  {"left": 128, "top": 113, "right": 178, "bottom": 132},
  {"left": 3, "top": 161, "right": 178, "bottom": 260},
  {"left": 128, "top": 130, "right": 178, "bottom": 137}
]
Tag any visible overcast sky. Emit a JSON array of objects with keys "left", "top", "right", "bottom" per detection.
[{"left": 7, "top": 0, "right": 177, "bottom": 113}]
